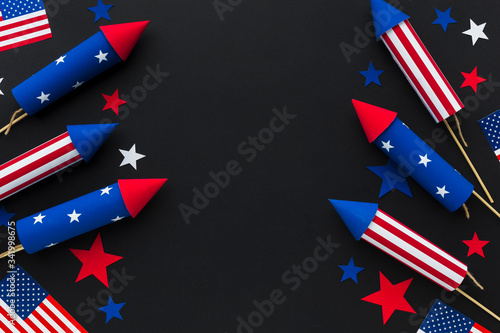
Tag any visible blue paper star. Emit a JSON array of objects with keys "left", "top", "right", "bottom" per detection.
[
  {"left": 98, "top": 297, "right": 125, "bottom": 323},
  {"left": 0, "top": 205, "right": 15, "bottom": 228},
  {"left": 359, "top": 61, "right": 384, "bottom": 87},
  {"left": 339, "top": 257, "right": 364, "bottom": 284},
  {"left": 88, "top": 0, "right": 114, "bottom": 22},
  {"left": 367, "top": 159, "right": 412, "bottom": 198},
  {"left": 432, "top": 8, "right": 456, "bottom": 32}
]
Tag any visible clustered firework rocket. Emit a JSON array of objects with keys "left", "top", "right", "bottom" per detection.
[
  {"left": 0, "top": 124, "right": 116, "bottom": 201},
  {"left": 15, "top": 178, "right": 166, "bottom": 254}
]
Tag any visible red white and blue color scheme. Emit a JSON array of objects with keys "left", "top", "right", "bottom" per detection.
[
  {"left": 329, "top": 200, "right": 468, "bottom": 291},
  {"left": 0, "top": 265, "right": 87, "bottom": 332},
  {"left": 371, "top": 0, "right": 463, "bottom": 122},
  {"left": 479, "top": 110, "right": 500, "bottom": 162},
  {"left": 17, "top": 178, "right": 167, "bottom": 253},
  {"left": 12, "top": 21, "right": 148, "bottom": 115},
  {"left": 418, "top": 299, "right": 490, "bottom": 333},
  {"left": 0, "top": 0, "right": 52, "bottom": 53},
  {"left": 0, "top": 123, "right": 117, "bottom": 202},
  {"left": 352, "top": 99, "right": 473, "bottom": 212}
]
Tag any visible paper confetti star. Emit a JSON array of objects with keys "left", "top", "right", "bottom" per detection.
[
  {"left": 102, "top": 89, "right": 127, "bottom": 115},
  {"left": 70, "top": 233, "right": 123, "bottom": 287},
  {"left": 462, "top": 19, "right": 488, "bottom": 46},
  {"left": 339, "top": 257, "right": 364, "bottom": 284},
  {"left": 463, "top": 232, "right": 490, "bottom": 258},
  {"left": 88, "top": 0, "right": 114, "bottom": 22},
  {"left": 432, "top": 8, "right": 456, "bottom": 32},
  {"left": 0, "top": 205, "right": 15, "bottom": 228},
  {"left": 361, "top": 272, "right": 415, "bottom": 324},
  {"left": 119, "top": 144, "right": 146, "bottom": 170},
  {"left": 98, "top": 297, "right": 125, "bottom": 323},
  {"left": 368, "top": 160, "right": 412, "bottom": 198},
  {"left": 359, "top": 61, "right": 384, "bottom": 87},
  {"left": 0, "top": 78, "right": 3, "bottom": 95},
  {"left": 461, "top": 67, "right": 486, "bottom": 92}
]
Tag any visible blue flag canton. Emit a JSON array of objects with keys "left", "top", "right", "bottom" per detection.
[
  {"left": 0, "top": 0, "right": 46, "bottom": 19},
  {"left": 479, "top": 110, "right": 500, "bottom": 151},
  {"left": 0, "top": 266, "right": 48, "bottom": 320},
  {"left": 419, "top": 300, "right": 474, "bottom": 333}
]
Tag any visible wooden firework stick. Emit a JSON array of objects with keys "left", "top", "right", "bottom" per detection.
[
  {"left": 472, "top": 190, "right": 500, "bottom": 219},
  {"left": 0, "top": 109, "right": 27, "bottom": 135},
  {"left": 455, "top": 288, "right": 500, "bottom": 321},
  {"left": 453, "top": 114, "right": 468, "bottom": 147},
  {"left": 0, "top": 244, "right": 24, "bottom": 259}
]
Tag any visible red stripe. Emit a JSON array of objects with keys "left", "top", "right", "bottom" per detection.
[
  {"left": 0, "top": 32, "right": 51, "bottom": 52},
  {"left": 46, "top": 296, "right": 87, "bottom": 332},
  {"left": 38, "top": 301, "right": 72, "bottom": 333},
  {"left": 405, "top": 22, "right": 463, "bottom": 110},
  {"left": 472, "top": 322, "right": 491, "bottom": 333},
  {"left": 24, "top": 317, "right": 44, "bottom": 333},
  {"left": 381, "top": 32, "right": 442, "bottom": 121},
  {"left": 0, "top": 13, "right": 47, "bottom": 33},
  {"left": 392, "top": 23, "right": 456, "bottom": 119},
  {"left": 0, "top": 305, "right": 21, "bottom": 333},
  {"left": 0, "top": 22, "right": 50, "bottom": 43},
  {"left": 30, "top": 311, "right": 52, "bottom": 332}
]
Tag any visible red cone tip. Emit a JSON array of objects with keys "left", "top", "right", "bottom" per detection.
[
  {"left": 352, "top": 99, "right": 397, "bottom": 143},
  {"left": 118, "top": 178, "right": 167, "bottom": 218},
  {"left": 100, "top": 21, "right": 149, "bottom": 61}
]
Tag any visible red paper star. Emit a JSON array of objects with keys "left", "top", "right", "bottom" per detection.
[
  {"left": 102, "top": 89, "right": 126, "bottom": 115},
  {"left": 463, "top": 232, "right": 490, "bottom": 257},
  {"left": 361, "top": 272, "right": 415, "bottom": 324},
  {"left": 460, "top": 67, "right": 486, "bottom": 92},
  {"left": 70, "top": 233, "right": 123, "bottom": 287}
]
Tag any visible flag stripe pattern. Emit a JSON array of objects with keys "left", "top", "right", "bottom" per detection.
[
  {"left": 0, "top": 1, "right": 52, "bottom": 52},
  {"left": 0, "top": 266, "right": 87, "bottom": 333},
  {"left": 478, "top": 110, "right": 500, "bottom": 162},
  {"left": 0, "top": 132, "right": 82, "bottom": 201},
  {"left": 362, "top": 210, "right": 467, "bottom": 291},
  {"left": 381, "top": 20, "right": 463, "bottom": 123},
  {"left": 417, "top": 299, "right": 491, "bottom": 332}
]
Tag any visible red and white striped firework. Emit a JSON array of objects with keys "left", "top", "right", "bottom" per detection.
[
  {"left": 371, "top": 0, "right": 463, "bottom": 123},
  {"left": 0, "top": 123, "right": 116, "bottom": 202}
]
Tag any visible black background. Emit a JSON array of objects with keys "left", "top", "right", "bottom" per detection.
[{"left": 0, "top": 0, "right": 499, "bottom": 332}]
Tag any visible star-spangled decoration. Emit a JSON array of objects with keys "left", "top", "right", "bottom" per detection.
[
  {"left": 0, "top": 78, "right": 3, "bottom": 95},
  {"left": 462, "top": 19, "right": 488, "bottom": 46},
  {"left": 0, "top": 205, "right": 15, "bottom": 228},
  {"left": 338, "top": 257, "right": 365, "bottom": 284},
  {"left": 37, "top": 91, "right": 50, "bottom": 103},
  {"left": 479, "top": 110, "right": 500, "bottom": 160},
  {"left": 361, "top": 272, "right": 415, "bottom": 324},
  {"left": 463, "top": 232, "right": 490, "bottom": 258},
  {"left": 88, "top": 0, "right": 114, "bottom": 23},
  {"left": 70, "top": 233, "right": 123, "bottom": 287},
  {"left": 436, "top": 185, "right": 449, "bottom": 198},
  {"left": 72, "top": 81, "right": 84, "bottom": 89},
  {"left": 359, "top": 61, "right": 384, "bottom": 87},
  {"left": 95, "top": 50, "right": 109, "bottom": 63},
  {"left": 68, "top": 210, "right": 82, "bottom": 223},
  {"left": 432, "top": 8, "right": 456, "bottom": 32},
  {"left": 98, "top": 297, "right": 125, "bottom": 323},
  {"left": 119, "top": 144, "right": 146, "bottom": 170},
  {"left": 461, "top": 67, "right": 486, "bottom": 92},
  {"left": 111, "top": 216, "right": 124, "bottom": 222},
  {"left": 367, "top": 160, "right": 412, "bottom": 198},
  {"left": 381, "top": 140, "right": 394, "bottom": 152},
  {"left": 418, "top": 154, "right": 432, "bottom": 167},
  {"left": 101, "top": 186, "right": 113, "bottom": 195},
  {"left": 102, "top": 89, "right": 127, "bottom": 115},
  {"left": 55, "top": 55, "right": 66, "bottom": 65},
  {"left": 33, "top": 213, "right": 45, "bottom": 224}
]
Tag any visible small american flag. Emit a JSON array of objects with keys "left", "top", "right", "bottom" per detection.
[
  {"left": 0, "top": 0, "right": 52, "bottom": 52},
  {"left": 0, "top": 266, "right": 87, "bottom": 332},
  {"left": 479, "top": 110, "right": 500, "bottom": 161},
  {"left": 417, "top": 299, "right": 490, "bottom": 333}
]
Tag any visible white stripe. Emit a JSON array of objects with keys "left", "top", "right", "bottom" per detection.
[
  {"left": 0, "top": 10, "right": 45, "bottom": 26},
  {"left": 399, "top": 21, "right": 462, "bottom": 111},
  {"left": 471, "top": 327, "right": 483, "bottom": 333},
  {"left": 494, "top": 148, "right": 500, "bottom": 157},
  {"left": 385, "top": 26, "right": 450, "bottom": 122},
  {"left": 0, "top": 27, "right": 51, "bottom": 48},
  {"left": 36, "top": 305, "right": 65, "bottom": 332},
  {"left": 26, "top": 314, "right": 51, "bottom": 333},
  {"left": 376, "top": 211, "right": 468, "bottom": 272},
  {"left": 0, "top": 17, "right": 48, "bottom": 38},
  {"left": 368, "top": 222, "right": 464, "bottom": 284},
  {"left": 362, "top": 234, "right": 454, "bottom": 291},
  {"left": 417, "top": 330, "right": 425, "bottom": 333},
  {"left": 0, "top": 300, "right": 38, "bottom": 333},
  {"left": 44, "top": 298, "right": 80, "bottom": 332},
  {"left": 0, "top": 300, "right": 21, "bottom": 333},
  {"left": 0, "top": 150, "right": 81, "bottom": 198}
]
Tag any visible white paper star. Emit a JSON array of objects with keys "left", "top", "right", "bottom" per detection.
[
  {"left": 111, "top": 216, "right": 124, "bottom": 222},
  {"left": 68, "top": 210, "right": 81, "bottom": 223},
  {"left": 436, "top": 185, "right": 450, "bottom": 198},
  {"left": 100, "top": 186, "right": 113, "bottom": 195},
  {"left": 33, "top": 213, "right": 45, "bottom": 224},
  {"left": 55, "top": 55, "right": 66, "bottom": 65},
  {"left": 418, "top": 154, "right": 432, "bottom": 167},
  {"left": 381, "top": 140, "right": 394, "bottom": 152},
  {"left": 119, "top": 144, "right": 146, "bottom": 170},
  {"left": 95, "top": 50, "right": 108, "bottom": 63},
  {"left": 462, "top": 19, "right": 488, "bottom": 45},
  {"left": 0, "top": 78, "right": 3, "bottom": 95},
  {"left": 36, "top": 91, "right": 50, "bottom": 104},
  {"left": 72, "top": 81, "right": 84, "bottom": 89}
]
